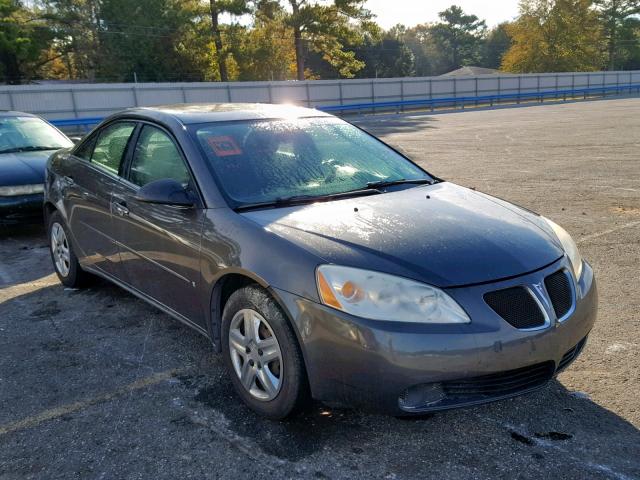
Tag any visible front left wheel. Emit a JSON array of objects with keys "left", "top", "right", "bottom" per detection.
[
  {"left": 48, "top": 210, "right": 93, "bottom": 288},
  {"left": 221, "top": 285, "right": 310, "bottom": 419}
]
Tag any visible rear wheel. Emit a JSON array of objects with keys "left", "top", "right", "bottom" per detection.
[
  {"left": 221, "top": 285, "right": 310, "bottom": 419},
  {"left": 48, "top": 210, "right": 93, "bottom": 288}
]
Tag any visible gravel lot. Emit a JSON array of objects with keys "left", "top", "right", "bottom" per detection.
[{"left": 1, "top": 98, "right": 639, "bottom": 480}]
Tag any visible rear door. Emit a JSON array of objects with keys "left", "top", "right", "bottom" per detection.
[
  {"left": 111, "top": 123, "right": 205, "bottom": 324},
  {"left": 63, "top": 121, "right": 136, "bottom": 278}
]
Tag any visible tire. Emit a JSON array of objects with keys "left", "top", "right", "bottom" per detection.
[
  {"left": 48, "top": 210, "right": 93, "bottom": 288},
  {"left": 221, "top": 285, "right": 310, "bottom": 419}
]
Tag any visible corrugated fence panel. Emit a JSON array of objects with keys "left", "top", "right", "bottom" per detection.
[
  {"left": 270, "top": 84, "right": 307, "bottom": 103},
  {"left": 1, "top": 71, "right": 638, "bottom": 119},
  {"left": 74, "top": 88, "right": 135, "bottom": 111},
  {"left": 184, "top": 86, "right": 230, "bottom": 103},
  {"left": 308, "top": 84, "right": 341, "bottom": 102},
  {"left": 12, "top": 89, "right": 74, "bottom": 114}
]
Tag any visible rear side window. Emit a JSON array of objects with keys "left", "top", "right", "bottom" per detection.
[
  {"left": 91, "top": 122, "right": 136, "bottom": 175},
  {"left": 74, "top": 134, "right": 97, "bottom": 160},
  {"left": 129, "top": 125, "right": 190, "bottom": 187}
]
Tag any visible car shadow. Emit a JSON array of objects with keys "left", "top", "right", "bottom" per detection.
[{"left": 353, "top": 113, "right": 439, "bottom": 137}]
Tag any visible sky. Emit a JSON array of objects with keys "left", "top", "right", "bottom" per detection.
[{"left": 364, "top": 0, "right": 521, "bottom": 29}]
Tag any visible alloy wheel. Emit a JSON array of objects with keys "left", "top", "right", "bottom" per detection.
[
  {"left": 228, "top": 308, "right": 283, "bottom": 401},
  {"left": 51, "top": 222, "right": 70, "bottom": 277}
]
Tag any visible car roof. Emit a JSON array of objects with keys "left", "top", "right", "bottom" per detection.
[
  {"left": 114, "top": 103, "right": 333, "bottom": 125},
  {"left": 0, "top": 110, "right": 38, "bottom": 118}
]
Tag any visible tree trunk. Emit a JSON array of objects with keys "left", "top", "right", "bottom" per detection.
[
  {"left": 1, "top": 51, "right": 22, "bottom": 85},
  {"left": 210, "top": 0, "right": 228, "bottom": 82},
  {"left": 294, "top": 25, "right": 305, "bottom": 80},
  {"left": 608, "top": 22, "right": 617, "bottom": 70},
  {"left": 290, "top": 0, "right": 305, "bottom": 80}
]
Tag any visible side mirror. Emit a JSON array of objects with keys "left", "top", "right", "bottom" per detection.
[
  {"left": 133, "top": 178, "right": 194, "bottom": 207},
  {"left": 69, "top": 136, "right": 83, "bottom": 145}
]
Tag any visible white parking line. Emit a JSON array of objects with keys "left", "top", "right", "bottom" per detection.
[{"left": 577, "top": 220, "right": 640, "bottom": 244}]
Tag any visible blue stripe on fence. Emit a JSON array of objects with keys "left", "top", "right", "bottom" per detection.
[
  {"left": 50, "top": 83, "right": 640, "bottom": 128},
  {"left": 316, "top": 83, "right": 640, "bottom": 112}
]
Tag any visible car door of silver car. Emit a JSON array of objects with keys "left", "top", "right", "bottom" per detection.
[
  {"left": 62, "top": 121, "right": 136, "bottom": 278},
  {"left": 111, "top": 123, "right": 206, "bottom": 325}
]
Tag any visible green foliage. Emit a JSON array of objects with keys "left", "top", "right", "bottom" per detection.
[
  {"left": 0, "top": 0, "right": 53, "bottom": 84},
  {"left": 429, "top": 6, "right": 487, "bottom": 72},
  {"left": 593, "top": 0, "right": 640, "bottom": 69},
  {"left": 502, "top": 0, "right": 605, "bottom": 72},
  {"left": 3, "top": 0, "right": 640, "bottom": 84},
  {"left": 284, "top": 0, "right": 373, "bottom": 79},
  {"left": 483, "top": 23, "right": 512, "bottom": 69},
  {"left": 354, "top": 29, "right": 415, "bottom": 78}
]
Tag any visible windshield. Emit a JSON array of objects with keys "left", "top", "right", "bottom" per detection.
[
  {"left": 191, "top": 117, "right": 432, "bottom": 206},
  {"left": 0, "top": 116, "right": 72, "bottom": 154}
]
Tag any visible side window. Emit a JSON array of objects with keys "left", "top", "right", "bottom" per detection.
[
  {"left": 91, "top": 122, "right": 136, "bottom": 175},
  {"left": 129, "top": 125, "right": 190, "bottom": 187},
  {"left": 73, "top": 134, "right": 97, "bottom": 161}
]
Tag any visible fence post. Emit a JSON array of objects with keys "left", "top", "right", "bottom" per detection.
[
  {"left": 70, "top": 88, "right": 78, "bottom": 119},
  {"left": 132, "top": 84, "right": 139, "bottom": 106},
  {"left": 267, "top": 82, "right": 273, "bottom": 103},
  {"left": 305, "top": 82, "right": 311, "bottom": 107},
  {"left": 226, "top": 83, "right": 232, "bottom": 102},
  {"left": 370, "top": 79, "right": 375, "bottom": 114},
  {"left": 453, "top": 77, "right": 457, "bottom": 109},
  {"left": 181, "top": 86, "right": 187, "bottom": 103},
  {"left": 475, "top": 77, "right": 479, "bottom": 107},
  {"left": 400, "top": 79, "right": 404, "bottom": 113},
  {"left": 338, "top": 81, "right": 343, "bottom": 105},
  {"left": 517, "top": 75, "right": 521, "bottom": 104},
  {"left": 8, "top": 89, "right": 15, "bottom": 110}
]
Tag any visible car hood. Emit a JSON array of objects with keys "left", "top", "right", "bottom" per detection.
[
  {"left": 0, "top": 150, "right": 53, "bottom": 186},
  {"left": 241, "top": 182, "right": 564, "bottom": 288}
]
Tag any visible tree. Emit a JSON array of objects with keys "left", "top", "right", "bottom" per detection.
[
  {"left": 95, "top": 0, "right": 213, "bottom": 82},
  {"left": 429, "top": 5, "right": 487, "bottom": 73},
  {"left": 208, "top": 0, "right": 251, "bottom": 82},
  {"left": 234, "top": 2, "right": 297, "bottom": 80},
  {"left": 593, "top": 0, "right": 640, "bottom": 69},
  {"left": 282, "top": 0, "right": 374, "bottom": 80},
  {"left": 483, "top": 23, "right": 512, "bottom": 69},
  {"left": 403, "top": 24, "right": 437, "bottom": 76},
  {"left": 354, "top": 28, "right": 415, "bottom": 78},
  {"left": 39, "top": 0, "right": 103, "bottom": 80},
  {"left": 502, "top": 0, "right": 604, "bottom": 73},
  {"left": 0, "top": 0, "right": 53, "bottom": 84},
  {"left": 615, "top": 17, "right": 640, "bottom": 69}
]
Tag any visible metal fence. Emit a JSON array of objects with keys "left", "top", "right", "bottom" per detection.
[{"left": 1, "top": 71, "right": 639, "bottom": 123}]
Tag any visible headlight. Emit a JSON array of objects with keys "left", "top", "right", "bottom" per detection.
[
  {"left": 542, "top": 217, "right": 583, "bottom": 280},
  {"left": 316, "top": 265, "right": 470, "bottom": 324},
  {"left": 0, "top": 184, "right": 44, "bottom": 196}
]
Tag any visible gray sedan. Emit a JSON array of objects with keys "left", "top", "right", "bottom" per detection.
[{"left": 44, "top": 104, "right": 597, "bottom": 418}]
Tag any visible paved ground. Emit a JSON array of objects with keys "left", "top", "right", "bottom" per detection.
[{"left": 1, "top": 98, "right": 639, "bottom": 480}]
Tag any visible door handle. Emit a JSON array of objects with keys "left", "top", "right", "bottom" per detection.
[
  {"left": 112, "top": 201, "right": 129, "bottom": 217},
  {"left": 62, "top": 175, "right": 75, "bottom": 186}
]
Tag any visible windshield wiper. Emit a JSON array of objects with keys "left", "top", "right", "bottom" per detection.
[
  {"left": 0, "top": 146, "right": 63, "bottom": 154},
  {"left": 366, "top": 178, "right": 435, "bottom": 189},
  {"left": 234, "top": 188, "right": 381, "bottom": 212}
]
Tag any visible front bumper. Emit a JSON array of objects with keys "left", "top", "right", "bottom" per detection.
[
  {"left": 0, "top": 193, "right": 44, "bottom": 222},
  {"left": 273, "top": 257, "right": 597, "bottom": 414}
]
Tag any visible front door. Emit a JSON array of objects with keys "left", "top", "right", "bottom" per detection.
[
  {"left": 111, "top": 124, "right": 205, "bottom": 324},
  {"left": 63, "top": 121, "right": 136, "bottom": 277}
]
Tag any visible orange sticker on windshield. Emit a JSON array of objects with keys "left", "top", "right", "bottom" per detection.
[{"left": 207, "top": 135, "right": 242, "bottom": 157}]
